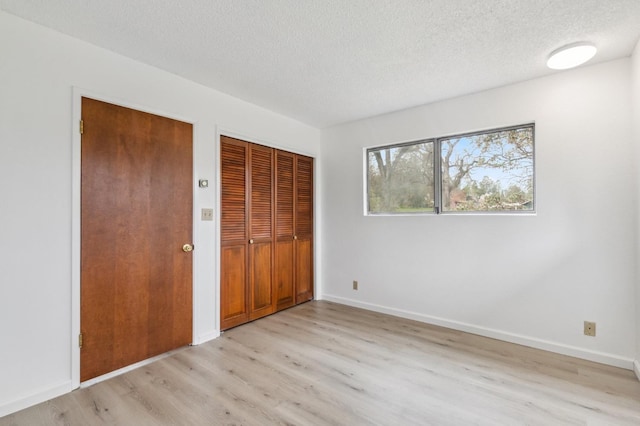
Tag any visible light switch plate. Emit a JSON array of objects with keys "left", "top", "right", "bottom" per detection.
[{"left": 201, "top": 208, "right": 214, "bottom": 221}]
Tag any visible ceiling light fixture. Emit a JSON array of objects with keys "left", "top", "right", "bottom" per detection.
[{"left": 546, "top": 42, "right": 597, "bottom": 70}]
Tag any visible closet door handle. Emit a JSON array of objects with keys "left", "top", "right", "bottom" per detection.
[{"left": 249, "top": 239, "right": 254, "bottom": 244}]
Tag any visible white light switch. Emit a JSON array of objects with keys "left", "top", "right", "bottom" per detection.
[{"left": 201, "top": 208, "right": 214, "bottom": 221}]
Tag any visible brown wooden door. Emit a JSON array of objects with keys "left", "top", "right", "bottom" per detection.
[
  {"left": 80, "top": 97, "right": 193, "bottom": 382},
  {"left": 295, "top": 155, "right": 314, "bottom": 303},
  {"left": 274, "top": 150, "right": 295, "bottom": 310},
  {"left": 248, "top": 144, "right": 275, "bottom": 320},
  {"left": 220, "top": 136, "right": 250, "bottom": 330},
  {"left": 221, "top": 137, "right": 276, "bottom": 329},
  {"left": 220, "top": 138, "right": 311, "bottom": 329}
]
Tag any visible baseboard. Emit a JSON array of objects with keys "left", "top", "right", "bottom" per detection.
[
  {"left": 194, "top": 330, "right": 220, "bottom": 345},
  {"left": 0, "top": 380, "right": 72, "bottom": 418},
  {"left": 634, "top": 360, "right": 640, "bottom": 381},
  {"left": 321, "top": 294, "right": 634, "bottom": 370}
]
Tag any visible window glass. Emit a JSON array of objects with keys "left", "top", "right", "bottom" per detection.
[
  {"left": 441, "top": 127, "right": 534, "bottom": 212},
  {"left": 367, "top": 141, "right": 434, "bottom": 214}
]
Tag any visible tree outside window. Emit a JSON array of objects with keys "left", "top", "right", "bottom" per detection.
[{"left": 367, "top": 124, "right": 534, "bottom": 214}]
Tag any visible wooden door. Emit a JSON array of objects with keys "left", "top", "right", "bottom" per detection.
[
  {"left": 81, "top": 97, "right": 193, "bottom": 382},
  {"left": 220, "top": 138, "right": 311, "bottom": 329},
  {"left": 248, "top": 144, "right": 275, "bottom": 320},
  {"left": 274, "top": 150, "right": 295, "bottom": 310},
  {"left": 220, "top": 137, "right": 275, "bottom": 328},
  {"left": 295, "top": 155, "right": 314, "bottom": 303},
  {"left": 220, "top": 136, "right": 250, "bottom": 330}
]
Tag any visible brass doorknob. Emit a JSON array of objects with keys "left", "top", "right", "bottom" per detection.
[{"left": 182, "top": 243, "right": 194, "bottom": 252}]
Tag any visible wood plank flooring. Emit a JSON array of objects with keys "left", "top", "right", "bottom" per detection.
[{"left": 3, "top": 301, "right": 640, "bottom": 425}]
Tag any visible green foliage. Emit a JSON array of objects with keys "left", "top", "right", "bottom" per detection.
[{"left": 368, "top": 142, "right": 434, "bottom": 213}]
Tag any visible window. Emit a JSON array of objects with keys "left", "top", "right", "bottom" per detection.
[
  {"left": 366, "top": 124, "right": 534, "bottom": 214},
  {"left": 367, "top": 140, "right": 435, "bottom": 214}
]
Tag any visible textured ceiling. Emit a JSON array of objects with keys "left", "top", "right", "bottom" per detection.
[{"left": 2, "top": 1, "right": 640, "bottom": 128}]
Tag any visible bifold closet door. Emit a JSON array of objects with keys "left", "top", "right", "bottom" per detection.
[
  {"left": 274, "top": 150, "right": 295, "bottom": 310},
  {"left": 220, "top": 137, "right": 250, "bottom": 330},
  {"left": 220, "top": 136, "right": 275, "bottom": 330},
  {"left": 295, "top": 155, "right": 314, "bottom": 303},
  {"left": 247, "top": 144, "right": 275, "bottom": 320},
  {"left": 221, "top": 137, "right": 312, "bottom": 330}
]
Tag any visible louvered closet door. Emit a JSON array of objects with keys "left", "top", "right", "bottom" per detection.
[
  {"left": 274, "top": 150, "right": 295, "bottom": 310},
  {"left": 220, "top": 136, "right": 250, "bottom": 330},
  {"left": 221, "top": 137, "right": 312, "bottom": 330},
  {"left": 248, "top": 144, "right": 275, "bottom": 320},
  {"left": 295, "top": 155, "right": 314, "bottom": 303}
]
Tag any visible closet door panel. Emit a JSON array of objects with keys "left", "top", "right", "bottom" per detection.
[
  {"left": 276, "top": 151, "right": 295, "bottom": 237},
  {"left": 275, "top": 240, "right": 295, "bottom": 308},
  {"left": 295, "top": 155, "right": 314, "bottom": 303},
  {"left": 295, "top": 155, "right": 313, "bottom": 237},
  {"left": 248, "top": 144, "right": 275, "bottom": 319},
  {"left": 220, "top": 138, "right": 247, "bottom": 242},
  {"left": 249, "top": 242, "right": 273, "bottom": 319},
  {"left": 249, "top": 145, "right": 273, "bottom": 239},
  {"left": 275, "top": 151, "right": 295, "bottom": 309},
  {"left": 220, "top": 137, "right": 249, "bottom": 330},
  {"left": 220, "top": 245, "right": 249, "bottom": 329},
  {"left": 295, "top": 239, "right": 313, "bottom": 302}
]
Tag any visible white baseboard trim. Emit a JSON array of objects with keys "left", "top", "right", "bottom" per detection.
[
  {"left": 321, "top": 294, "right": 634, "bottom": 370},
  {"left": 0, "top": 380, "right": 72, "bottom": 418},
  {"left": 194, "top": 330, "right": 220, "bottom": 345},
  {"left": 633, "top": 360, "right": 640, "bottom": 381}
]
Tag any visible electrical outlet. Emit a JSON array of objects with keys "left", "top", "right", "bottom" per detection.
[
  {"left": 353, "top": 280, "right": 358, "bottom": 290},
  {"left": 201, "top": 208, "right": 214, "bottom": 221},
  {"left": 584, "top": 321, "right": 596, "bottom": 337}
]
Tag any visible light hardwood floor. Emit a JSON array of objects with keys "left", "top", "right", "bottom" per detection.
[{"left": 3, "top": 301, "right": 640, "bottom": 425}]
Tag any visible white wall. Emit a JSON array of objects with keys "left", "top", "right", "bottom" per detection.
[
  {"left": 320, "top": 59, "right": 636, "bottom": 368},
  {"left": 0, "top": 11, "right": 321, "bottom": 416},
  {"left": 633, "top": 39, "right": 640, "bottom": 378}
]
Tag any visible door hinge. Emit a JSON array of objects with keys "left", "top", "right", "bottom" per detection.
[
  {"left": 79, "top": 333, "right": 83, "bottom": 349},
  {"left": 79, "top": 119, "right": 84, "bottom": 135}
]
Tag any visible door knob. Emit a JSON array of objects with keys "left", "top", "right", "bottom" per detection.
[
  {"left": 293, "top": 235, "right": 298, "bottom": 240},
  {"left": 182, "top": 243, "right": 194, "bottom": 252},
  {"left": 249, "top": 239, "right": 254, "bottom": 244}
]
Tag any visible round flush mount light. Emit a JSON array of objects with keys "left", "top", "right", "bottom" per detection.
[{"left": 546, "top": 42, "right": 597, "bottom": 70}]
